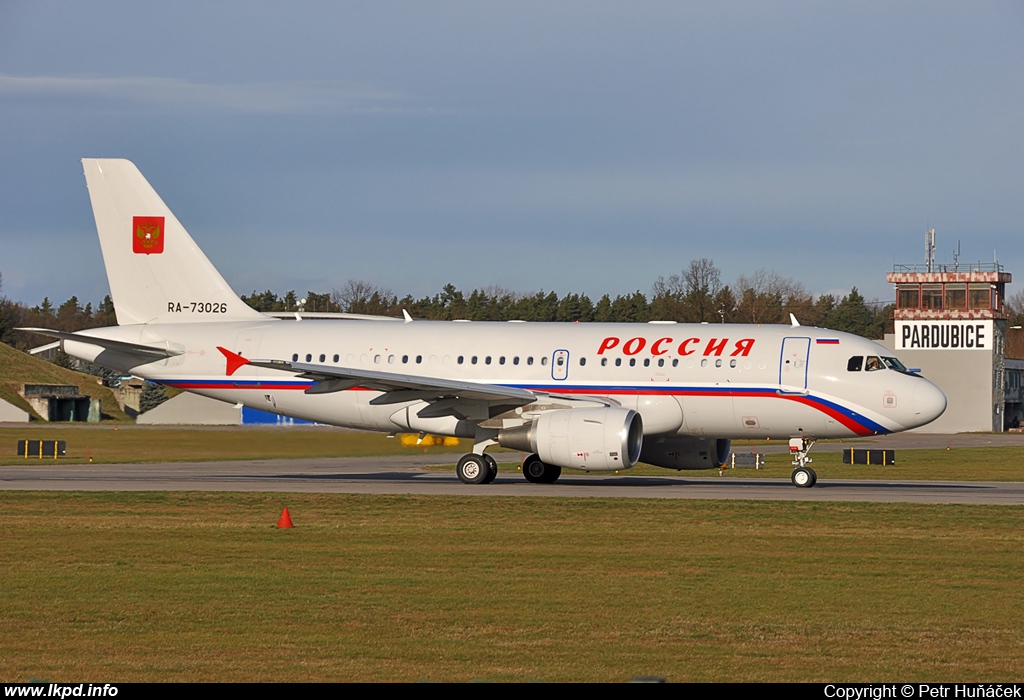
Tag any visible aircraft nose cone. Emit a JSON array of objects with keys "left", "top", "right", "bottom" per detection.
[{"left": 912, "top": 379, "right": 947, "bottom": 428}]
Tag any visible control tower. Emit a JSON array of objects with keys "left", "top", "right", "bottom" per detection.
[{"left": 881, "top": 230, "right": 1014, "bottom": 431}]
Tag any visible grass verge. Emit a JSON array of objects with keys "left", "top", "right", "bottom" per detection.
[
  {"left": 0, "top": 426, "right": 467, "bottom": 466},
  {"left": 1, "top": 492, "right": 1022, "bottom": 682}
]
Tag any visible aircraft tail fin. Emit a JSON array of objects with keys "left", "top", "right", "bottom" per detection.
[{"left": 81, "top": 158, "right": 264, "bottom": 325}]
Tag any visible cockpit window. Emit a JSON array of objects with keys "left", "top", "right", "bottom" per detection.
[
  {"left": 865, "top": 356, "right": 885, "bottom": 371},
  {"left": 847, "top": 356, "right": 863, "bottom": 372},
  {"left": 882, "top": 356, "right": 908, "bottom": 372}
]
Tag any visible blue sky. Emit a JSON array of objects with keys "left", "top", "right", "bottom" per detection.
[{"left": 1, "top": 1, "right": 1021, "bottom": 309}]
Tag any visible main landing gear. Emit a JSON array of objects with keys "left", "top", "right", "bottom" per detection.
[
  {"left": 455, "top": 451, "right": 562, "bottom": 484},
  {"left": 456, "top": 453, "right": 498, "bottom": 484},
  {"left": 522, "top": 453, "right": 561, "bottom": 484},
  {"left": 789, "top": 436, "right": 817, "bottom": 488}
]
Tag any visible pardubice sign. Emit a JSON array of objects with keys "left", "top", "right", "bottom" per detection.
[{"left": 896, "top": 320, "right": 992, "bottom": 350}]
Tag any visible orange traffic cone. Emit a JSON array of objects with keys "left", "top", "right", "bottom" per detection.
[{"left": 277, "top": 507, "right": 294, "bottom": 528}]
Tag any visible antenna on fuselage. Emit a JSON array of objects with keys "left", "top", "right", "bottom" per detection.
[{"left": 789, "top": 313, "right": 801, "bottom": 328}]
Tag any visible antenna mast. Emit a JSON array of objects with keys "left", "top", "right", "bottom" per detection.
[{"left": 925, "top": 228, "right": 936, "bottom": 273}]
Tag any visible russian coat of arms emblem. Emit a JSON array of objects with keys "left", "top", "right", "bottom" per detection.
[{"left": 132, "top": 216, "right": 165, "bottom": 254}]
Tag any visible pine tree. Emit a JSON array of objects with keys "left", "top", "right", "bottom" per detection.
[{"left": 140, "top": 382, "right": 169, "bottom": 413}]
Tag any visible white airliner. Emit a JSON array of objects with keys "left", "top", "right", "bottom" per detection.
[{"left": 23, "top": 159, "right": 947, "bottom": 487}]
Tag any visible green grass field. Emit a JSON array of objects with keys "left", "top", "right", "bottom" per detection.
[
  {"left": 2, "top": 427, "right": 1023, "bottom": 681},
  {"left": 1, "top": 492, "right": 1022, "bottom": 682},
  {"left": 0, "top": 425, "right": 467, "bottom": 466}
]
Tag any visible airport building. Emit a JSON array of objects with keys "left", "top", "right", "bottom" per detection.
[{"left": 880, "top": 234, "right": 1023, "bottom": 432}]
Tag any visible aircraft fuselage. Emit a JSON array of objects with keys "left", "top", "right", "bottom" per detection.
[{"left": 73, "top": 318, "right": 946, "bottom": 444}]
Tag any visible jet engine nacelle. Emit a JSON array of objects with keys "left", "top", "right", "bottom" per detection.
[
  {"left": 498, "top": 407, "right": 643, "bottom": 471},
  {"left": 640, "top": 436, "right": 731, "bottom": 470}
]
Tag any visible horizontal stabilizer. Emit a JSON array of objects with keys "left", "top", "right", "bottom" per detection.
[{"left": 18, "top": 328, "right": 182, "bottom": 359}]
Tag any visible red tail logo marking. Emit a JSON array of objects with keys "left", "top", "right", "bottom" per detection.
[
  {"left": 217, "top": 346, "right": 250, "bottom": 376},
  {"left": 132, "top": 216, "right": 165, "bottom": 254}
]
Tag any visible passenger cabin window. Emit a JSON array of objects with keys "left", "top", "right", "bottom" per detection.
[
  {"left": 457, "top": 356, "right": 464, "bottom": 364},
  {"left": 541, "top": 357, "right": 548, "bottom": 366},
  {"left": 579, "top": 357, "right": 586, "bottom": 366},
  {"left": 333, "top": 354, "right": 339, "bottom": 363},
  {"left": 305, "top": 354, "right": 312, "bottom": 362},
  {"left": 292, "top": 353, "right": 298, "bottom": 361},
  {"left": 865, "top": 356, "right": 884, "bottom": 371},
  {"left": 319, "top": 354, "right": 326, "bottom": 362},
  {"left": 847, "top": 356, "right": 863, "bottom": 372}
]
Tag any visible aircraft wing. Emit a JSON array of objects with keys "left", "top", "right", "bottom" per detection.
[{"left": 246, "top": 357, "right": 537, "bottom": 405}]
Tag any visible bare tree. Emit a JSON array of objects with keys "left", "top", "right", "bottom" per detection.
[
  {"left": 332, "top": 280, "right": 395, "bottom": 314},
  {"left": 652, "top": 258, "right": 723, "bottom": 322},
  {"left": 734, "top": 269, "right": 810, "bottom": 324},
  {"left": 1006, "top": 289, "right": 1024, "bottom": 325}
]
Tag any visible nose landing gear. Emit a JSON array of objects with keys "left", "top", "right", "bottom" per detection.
[{"left": 789, "top": 436, "right": 817, "bottom": 488}]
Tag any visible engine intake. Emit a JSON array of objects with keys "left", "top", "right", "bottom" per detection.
[{"left": 498, "top": 407, "right": 643, "bottom": 471}]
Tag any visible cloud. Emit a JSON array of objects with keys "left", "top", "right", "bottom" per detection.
[{"left": 0, "top": 74, "right": 426, "bottom": 115}]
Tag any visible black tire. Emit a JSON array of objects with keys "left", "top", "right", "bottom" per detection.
[
  {"left": 791, "top": 466, "right": 816, "bottom": 488},
  {"left": 522, "top": 454, "right": 545, "bottom": 483},
  {"left": 540, "top": 464, "right": 562, "bottom": 484},
  {"left": 523, "top": 454, "right": 561, "bottom": 484},
  {"left": 482, "top": 454, "right": 498, "bottom": 484},
  {"left": 456, "top": 454, "right": 489, "bottom": 484}
]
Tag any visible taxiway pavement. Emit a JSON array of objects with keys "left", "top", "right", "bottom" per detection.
[{"left": 2, "top": 431, "right": 1023, "bottom": 505}]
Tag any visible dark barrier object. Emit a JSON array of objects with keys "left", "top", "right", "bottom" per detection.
[
  {"left": 729, "top": 452, "right": 764, "bottom": 469},
  {"left": 17, "top": 440, "right": 66, "bottom": 458},
  {"left": 842, "top": 448, "right": 896, "bottom": 465}
]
